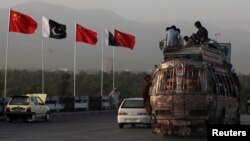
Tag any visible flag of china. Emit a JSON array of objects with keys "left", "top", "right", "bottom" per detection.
[
  {"left": 76, "top": 23, "right": 97, "bottom": 45},
  {"left": 9, "top": 10, "right": 37, "bottom": 34},
  {"left": 114, "top": 29, "right": 135, "bottom": 50}
]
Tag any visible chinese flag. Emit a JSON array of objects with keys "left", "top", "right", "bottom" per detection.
[
  {"left": 114, "top": 29, "right": 135, "bottom": 50},
  {"left": 9, "top": 10, "right": 37, "bottom": 34},
  {"left": 76, "top": 23, "right": 97, "bottom": 45}
]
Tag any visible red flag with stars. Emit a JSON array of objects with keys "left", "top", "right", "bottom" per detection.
[
  {"left": 76, "top": 23, "right": 97, "bottom": 45},
  {"left": 114, "top": 29, "right": 135, "bottom": 50},
  {"left": 9, "top": 10, "right": 37, "bottom": 34}
]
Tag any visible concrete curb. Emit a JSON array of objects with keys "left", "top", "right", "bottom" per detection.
[{"left": 0, "top": 110, "right": 116, "bottom": 122}]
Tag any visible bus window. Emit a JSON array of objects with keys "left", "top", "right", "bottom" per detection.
[
  {"left": 176, "top": 63, "right": 184, "bottom": 93},
  {"left": 161, "top": 67, "right": 177, "bottom": 92},
  {"left": 209, "top": 70, "right": 218, "bottom": 94},
  {"left": 198, "top": 69, "right": 206, "bottom": 92},
  {"left": 193, "top": 68, "right": 199, "bottom": 92},
  {"left": 158, "top": 71, "right": 165, "bottom": 93},
  {"left": 150, "top": 71, "right": 162, "bottom": 95},
  {"left": 225, "top": 75, "right": 233, "bottom": 97},
  {"left": 185, "top": 66, "right": 195, "bottom": 92},
  {"left": 221, "top": 74, "right": 229, "bottom": 96},
  {"left": 229, "top": 76, "right": 237, "bottom": 97},
  {"left": 156, "top": 68, "right": 176, "bottom": 93},
  {"left": 172, "top": 67, "right": 176, "bottom": 90},
  {"left": 206, "top": 71, "right": 214, "bottom": 93},
  {"left": 216, "top": 73, "right": 225, "bottom": 95},
  {"left": 164, "top": 67, "right": 174, "bottom": 91}
]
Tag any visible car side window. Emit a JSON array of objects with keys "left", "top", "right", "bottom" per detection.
[
  {"left": 32, "top": 97, "right": 39, "bottom": 105},
  {"left": 36, "top": 97, "right": 44, "bottom": 105}
]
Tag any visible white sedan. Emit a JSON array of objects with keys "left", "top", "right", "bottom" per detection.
[{"left": 117, "top": 98, "right": 151, "bottom": 128}]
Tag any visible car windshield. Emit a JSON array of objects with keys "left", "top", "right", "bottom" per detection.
[
  {"left": 121, "top": 100, "right": 144, "bottom": 108},
  {"left": 9, "top": 96, "right": 29, "bottom": 105}
]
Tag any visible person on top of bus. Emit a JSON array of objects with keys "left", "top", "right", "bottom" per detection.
[
  {"left": 175, "top": 28, "right": 184, "bottom": 46},
  {"left": 193, "top": 21, "right": 209, "bottom": 44},
  {"left": 165, "top": 25, "right": 180, "bottom": 47},
  {"left": 184, "top": 35, "right": 194, "bottom": 47}
]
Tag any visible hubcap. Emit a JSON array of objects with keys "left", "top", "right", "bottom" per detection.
[{"left": 32, "top": 114, "right": 35, "bottom": 122}]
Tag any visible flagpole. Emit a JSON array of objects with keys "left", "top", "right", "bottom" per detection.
[
  {"left": 101, "top": 28, "right": 104, "bottom": 97},
  {"left": 74, "top": 22, "right": 76, "bottom": 102},
  {"left": 3, "top": 8, "right": 10, "bottom": 113},
  {"left": 42, "top": 37, "right": 44, "bottom": 93},
  {"left": 112, "top": 47, "right": 115, "bottom": 90}
]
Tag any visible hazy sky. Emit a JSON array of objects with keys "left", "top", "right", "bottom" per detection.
[
  {"left": 1, "top": 0, "right": 250, "bottom": 31},
  {"left": 1, "top": 0, "right": 250, "bottom": 73}
]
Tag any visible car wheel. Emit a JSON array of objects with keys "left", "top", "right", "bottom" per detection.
[
  {"left": 6, "top": 117, "right": 13, "bottom": 123},
  {"left": 44, "top": 112, "right": 50, "bottom": 122},
  {"left": 28, "top": 113, "right": 36, "bottom": 122},
  {"left": 119, "top": 123, "right": 124, "bottom": 129}
]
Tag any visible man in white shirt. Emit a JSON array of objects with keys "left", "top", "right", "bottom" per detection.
[
  {"left": 109, "top": 88, "right": 120, "bottom": 109},
  {"left": 166, "top": 25, "right": 179, "bottom": 47}
]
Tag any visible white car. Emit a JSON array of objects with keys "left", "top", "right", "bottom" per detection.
[
  {"left": 6, "top": 94, "right": 50, "bottom": 122},
  {"left": 117, "top": 98, "right": 151, "bottom": 128}
]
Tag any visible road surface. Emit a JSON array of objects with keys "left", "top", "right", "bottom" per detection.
[{"left": 0, "top": 112, "right": 208, "bottom": 141}]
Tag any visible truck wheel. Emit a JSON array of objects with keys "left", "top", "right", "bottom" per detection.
[{"left": 44, "top": 112, "right": 50, "bottom": 122}]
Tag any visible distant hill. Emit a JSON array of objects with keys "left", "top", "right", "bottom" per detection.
[{"left": 0, "top": 1, "right": 249, "bottom": 74}]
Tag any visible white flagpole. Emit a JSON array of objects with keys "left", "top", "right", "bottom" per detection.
[
  {"left": 3, "top": 8, "right": 10, "bottom": 113},
  {"left": 42, "top": 37, "right": 44, "bottom": 93},
  {"left": 4, "top": 8, "right": 10, "bottom": 100},
  {"left": 101, "top": 29, "right": 104, "bottom": 97},
  {"left": 74, "top": 22, "right": 76, "bottom": 100},
  {"left": 112, "top": 47, "right": 115, "bottom": 90}
]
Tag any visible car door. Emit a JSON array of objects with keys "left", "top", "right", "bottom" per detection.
[
  {"left": 36, "top": 97, "right": 46, "bottom": 117},
  {"left": 31, "top": 97, "right": 40, "bottom": 117}
]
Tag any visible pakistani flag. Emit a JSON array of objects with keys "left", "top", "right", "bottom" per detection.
[
  {"left": 42, "top": 16, "right": 67, "bottom": 39},
  {"left": 105, "top": 29, "right": 119, "bottom": 46}
]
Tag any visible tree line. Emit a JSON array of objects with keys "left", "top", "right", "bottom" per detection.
[
  {"left": 0, "top": 69, "right": 146, "bottom": 101},
  {"left": 0, "top": 69, "right": 249, "bottom": 113}
]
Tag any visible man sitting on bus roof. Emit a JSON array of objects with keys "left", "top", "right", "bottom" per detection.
[{"left": 191, "top": 21, "right": 209, "bottom": 45}]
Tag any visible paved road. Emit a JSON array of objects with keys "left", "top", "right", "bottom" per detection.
[
  {"left": 240, "top": 114, "right": 250, "bottom": 125},
  {"left": 0, "top": 112, "right": 207, "bottom": 141}
]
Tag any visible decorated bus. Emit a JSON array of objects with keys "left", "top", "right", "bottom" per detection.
[{"left": 149, "top": 41, "right": 241, "bottom": 136}]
